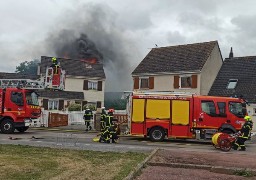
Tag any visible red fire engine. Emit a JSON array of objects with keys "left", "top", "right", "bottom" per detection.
[
  {"left": 127, "top": 91, "right": 247, "bottom": 142},
  {"left": 0, "top": 65, "right": 66, "bottom": 134}
]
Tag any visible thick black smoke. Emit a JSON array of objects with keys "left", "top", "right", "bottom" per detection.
[
  {"left": 45, "top": 3, "right": 140, "bottom": 92},
  {"left": 55, "top": 33, "right": 103, "bottom": 63}
]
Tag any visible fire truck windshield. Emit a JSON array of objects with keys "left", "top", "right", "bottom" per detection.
[
  {"left": 26, "top": 92, "right": 39, "bottom": 106},
  {"left": 229, "top": 102, "right": 245, "bottom": 118}
]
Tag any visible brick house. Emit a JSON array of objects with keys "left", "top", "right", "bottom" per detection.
[{"left": 132, "top": 41, "right": 223, "bottom": 95}]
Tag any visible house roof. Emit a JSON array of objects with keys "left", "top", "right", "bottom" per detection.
[
  {"left": 0, "top": 72, "right": 39, "bottom": 80},
  {"left": 132, "top": 41, "right": 219, "bottom": 75},
  {"left": 38, "top": 90, "right": 84, "bottom": 100},
  {"left": 208, "top": 56, "right": 256, "bottom": 102},
  {"left": 40, "top": 56, "right": 106, "bottom": 78}
]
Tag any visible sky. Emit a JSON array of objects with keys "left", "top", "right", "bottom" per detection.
[{"left": 0, "top": 0, "right": 256, "bottom": 91}]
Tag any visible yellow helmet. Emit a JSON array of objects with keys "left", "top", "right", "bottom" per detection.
[{"left": 244, "top": 116, "right": 251, "bottom": 121}]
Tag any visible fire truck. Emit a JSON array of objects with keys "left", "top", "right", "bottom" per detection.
[
  {"left": 127, "top": 91, "right": 247, "bottom": 142},
  {"left": 0, "top": 65, "right": 65, "bottom": 134}
]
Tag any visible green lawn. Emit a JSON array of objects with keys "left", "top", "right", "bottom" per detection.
[{"left": 0, "top": 144, "right": 148, "bottom": 180}]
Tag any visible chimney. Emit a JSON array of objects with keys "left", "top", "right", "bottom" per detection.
[{"left": 229, "top": 47, "right": 233, "bottom": 58}]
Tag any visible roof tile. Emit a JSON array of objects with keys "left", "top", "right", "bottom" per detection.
[{"left": 132, "top": 41, "right": 218, "bottom": 75}]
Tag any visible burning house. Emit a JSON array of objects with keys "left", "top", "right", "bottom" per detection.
[{"left": 38, "top": 56, "right": 105, "bottom": 111}]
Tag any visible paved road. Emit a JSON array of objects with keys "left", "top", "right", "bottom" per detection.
[{"left": 0, "top": 129, "right": 255, "bottom": 154}]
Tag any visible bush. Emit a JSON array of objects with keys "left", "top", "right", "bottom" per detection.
[
  {"left": 82, "top": 104, "right": 96, "bottom": 111},
  {"left": 68, "top": 103, "right": 81, "bottom": 111}
]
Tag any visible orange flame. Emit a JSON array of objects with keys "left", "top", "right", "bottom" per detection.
[{"left": 80, "top": 58, "right": 97, "bottom": 64}]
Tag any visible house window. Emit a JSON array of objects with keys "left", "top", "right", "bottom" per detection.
[
  {"left": 88, "top": 81, "right": 98, "bottom": 90},
  {"left": 48, "top": 100, "right": 59, "bottom": 110},
  {"left": 140, "top": 78, "right": 149, "bottom": 89},
  {"left": 227, "top": 79, "right": 238, "bottom": 89},
  {"left": 180, "top": 76, "right": 192, "bottom": 88}
]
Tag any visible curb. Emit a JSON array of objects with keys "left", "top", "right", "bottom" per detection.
[
  {"left": 124, "top": 148, "right": 159, "bottom": 180},
  {"left": 30, "top": 128, "right": 131, "bottom": 137},
  {"left": 147, "top": 162, "right": 256, "bottom": 176},
  {"left": 30, "top": 128, "right": 96, "bottom": 133}
]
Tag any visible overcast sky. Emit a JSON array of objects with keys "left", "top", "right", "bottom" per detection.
[{"left": 1, "top": 0, "right": 256, "bottom": 91}]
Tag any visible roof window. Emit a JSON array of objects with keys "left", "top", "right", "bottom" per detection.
[{"left": 227, "top": 79, "right": 238, "bottom": 89}]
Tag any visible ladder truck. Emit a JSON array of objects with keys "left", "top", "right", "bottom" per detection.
[{"left": 0, "top": 65, "right": 65, "bottom": 133}]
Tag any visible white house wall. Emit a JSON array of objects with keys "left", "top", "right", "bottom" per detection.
[
  {"left": 148, "top": 74, "right": 201, "bottom": 94},
  {"left": 200, "top": 44, "right": 223, "bottom": 95},
  {"left": 65, "top": 77, "right": 105, "bottom": 103}
]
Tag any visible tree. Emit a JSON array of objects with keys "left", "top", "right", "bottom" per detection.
[
  {"left": 15, "top": 59, "right": 40, "bottom": 75},
  {"left": 104, "top": 99, "right": 126, "bottom": 110}
]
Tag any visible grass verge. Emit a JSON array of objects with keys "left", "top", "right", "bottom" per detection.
[{"left": 0, "top": 144, "right": 148, "bottom": 180}]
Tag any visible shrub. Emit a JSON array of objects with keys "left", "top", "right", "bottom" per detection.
[{"left": 68, "top": 103, "right": 81, "bottom": 111}]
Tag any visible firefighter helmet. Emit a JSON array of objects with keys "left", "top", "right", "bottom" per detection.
[
  {"left": 244, "top": 116, "right": 251, "bottom": 121},
  {"left": 108, "top": 109, "right": 115, "bottom": 113}
]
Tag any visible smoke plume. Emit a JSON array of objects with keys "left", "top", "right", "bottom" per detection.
[{"left": 45, "top": 3, "right": 140, "bottom": 92}]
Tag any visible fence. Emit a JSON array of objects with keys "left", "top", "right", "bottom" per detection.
[
  {"left": 48, "top": 113, "right": 68, "bottom": 127},
  {"left": 32, "top": 110, "right": 128, "bottom": 130}
]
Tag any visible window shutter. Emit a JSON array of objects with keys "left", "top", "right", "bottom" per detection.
[
  {"left": 43, "top": 99, "right": 48, "bottom": 110},
  {"left": 58, "top": 100, "right": 64, "bottom": 110},
  {"left": 83, "top": 80, "right": 88, "bottom": 90},
  {"left": 149, "top": 77, "right": 154, "bottom": 89},
  {"left": 97, "top": 81, "right": 102, "bottom": 91},
  {"left": 134, "top": 77, "right": 139, "bottom": 89},
  {"left": 174, "top": 76, "right": 180, "bottom": 89},
  {"left": 96, "top": 101, "right": 101, "bottom": 108},
  {"left": 191, "top": 75, "right": 198, "bottom": 88}
]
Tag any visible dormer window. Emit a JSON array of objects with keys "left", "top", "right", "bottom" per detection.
[{"left": 227, "top": 79, "right": 238, "bottom": 89}]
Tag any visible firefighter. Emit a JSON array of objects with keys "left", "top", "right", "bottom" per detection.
[
  {"left": 51, "top": 57, "right": 60, "bottom": 74},
  {"left": 83, "top": 107, "right": 93, "bottom": 131},
  {"left": 106, "top": 109, "right": 118, "bottom": 143},
  {"left": 101, "top": 109, "right": 118, "bottom": 143},
  {"left": 233, "top": 116, "right": 253, "bottom": 151},
  {"left": 100, "top": 107, "right": 107, "bottom": 132},
  {"left": 99, "top": 107, "right": 107, "bottom": 142}
]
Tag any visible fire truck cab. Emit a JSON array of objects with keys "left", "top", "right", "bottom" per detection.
[
  {"left": 0, "top": 88, "right": 41, "bottom": 133},
  {"left": 127, "top": 91, "right": 247, "bottom": 142},
  {"left": 0, "top": 64, "right": 66, "bottom": 133}
]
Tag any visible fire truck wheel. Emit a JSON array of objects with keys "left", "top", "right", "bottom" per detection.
[
  {"left": 149, "top": 127, "right": 165, "bottom": 142},
  {"left": 16, "top": 127, "right": 29, "bottom": 133},
  {"left": 0, "top": 119, "right": 15, "bottom": 134}
]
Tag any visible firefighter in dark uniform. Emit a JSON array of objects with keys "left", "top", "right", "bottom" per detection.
[
  {"left": 101, "top": 109, "right": 118, "bottom": 143},
  {"left": 106, "top": 109, "right": 118, "bottom": 143},
  {"left": 51, "top": 57, "right": 60, "bottom": 74},
  {"left": 83, "top": 107, "right": 93, "bottom": 131},
  {"left": 100, "top": 107, "right": 107, "bottom": 132},
  {"left": 99, "top": 107, "right": 107, "bottom": 142},
  {"left": 233, "top": 116, "right": 253, "bottom": 151}
]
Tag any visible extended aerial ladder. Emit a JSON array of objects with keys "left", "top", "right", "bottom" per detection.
[{"left": 0, "top": 66, "right": 66, "bottom": 90}]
